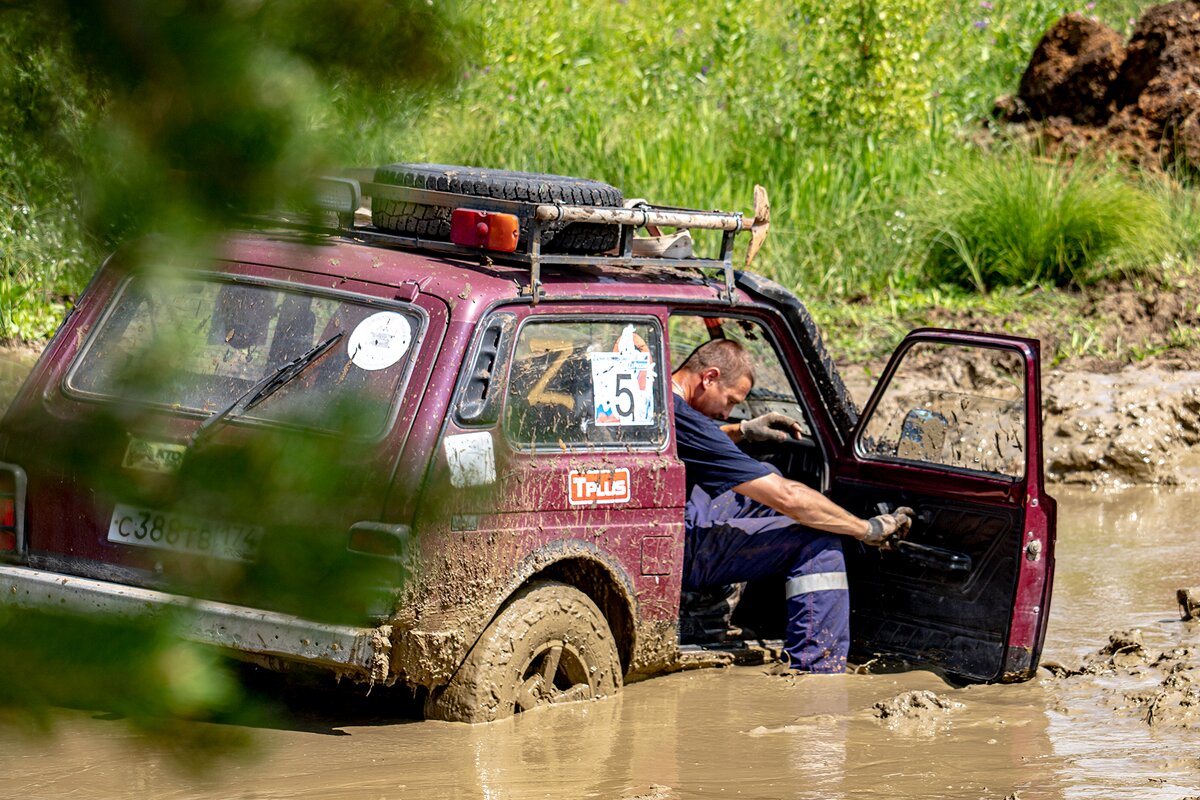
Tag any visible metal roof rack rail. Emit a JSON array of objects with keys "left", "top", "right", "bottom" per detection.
[{"left": 308, "top": 171, "right": 770, "bottom": 304}]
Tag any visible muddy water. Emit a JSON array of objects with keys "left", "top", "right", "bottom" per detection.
[{"left": 3, "top": 485, "right": 1199, "bottom": 799}]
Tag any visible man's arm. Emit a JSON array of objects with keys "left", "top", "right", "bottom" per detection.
[
  {"left": 736, "top": 473, "right": 914, "bottom": 547},
  {"left": 734, "top": 472, "right": 870, "bottom": 539},
  {"left": 720, "top": 412, "right": 805, "bottom": 445},
  {"left": 719, "top": 422, "right": 744, "bottom": 443}
]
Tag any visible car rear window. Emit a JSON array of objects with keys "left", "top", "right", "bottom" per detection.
[{"left": 66, "top": 273, "right": 422, "bottom": 437}]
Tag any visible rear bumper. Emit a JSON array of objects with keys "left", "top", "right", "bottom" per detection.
[{"left": 0, "top": 564, "right": 391, "bottom": 682}]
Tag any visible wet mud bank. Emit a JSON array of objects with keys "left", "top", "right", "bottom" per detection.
[
  {"left": 1045, "top": 627, "right": 1200, "bottom": 730},
  {"left": 845, "top": 358, "right": 1200, "bottom": 487},
  {"left": 1043, "top": 363, "right": 1200, "bottom": 486}
]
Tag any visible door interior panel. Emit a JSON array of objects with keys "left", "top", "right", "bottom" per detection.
[{"left": 836, "top": 481, "right": 1022, "bottom": 681}]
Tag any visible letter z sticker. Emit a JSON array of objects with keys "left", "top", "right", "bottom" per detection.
[{"left": 568, "top": 468, "right": 632, "bottom": 506}]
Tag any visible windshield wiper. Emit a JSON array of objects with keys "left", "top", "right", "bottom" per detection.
[{"left": 190, "top": 331, "right": 345, "bottom": 447}]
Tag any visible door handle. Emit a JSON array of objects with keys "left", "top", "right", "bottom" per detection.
[{"left": 873, "top": 503, "right": 971, "bottom": 573}]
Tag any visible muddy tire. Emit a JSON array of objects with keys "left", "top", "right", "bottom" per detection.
[
  {"left": 424, "top": 580, "right": 622, "bottom": 723},
  {"left": 371, "top": 163, "right": 623, "bottom": 254}
]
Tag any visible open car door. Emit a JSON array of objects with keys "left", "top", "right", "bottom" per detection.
[{"left": 830, "top": 329, "right": 1056, "bottom": 682}]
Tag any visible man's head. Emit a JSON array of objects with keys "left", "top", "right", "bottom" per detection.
[{"left": 674, "top": 339, "right": 755, "bottom": 420}]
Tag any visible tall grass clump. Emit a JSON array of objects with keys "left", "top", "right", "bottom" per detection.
[
  {"left": 1146, "top": 170, "right": 1200, "bottom": 266},
  {"left": 914, "top": 152, "right": 1170, "bottom": 291}
]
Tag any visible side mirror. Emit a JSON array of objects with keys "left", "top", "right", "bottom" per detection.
[{"left": 896, "top": 408, "right": 948, "bottom": 462}]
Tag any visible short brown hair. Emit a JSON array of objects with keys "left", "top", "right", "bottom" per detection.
[{"left": 676, "top": 339, "right": 755, "bottom": 387}]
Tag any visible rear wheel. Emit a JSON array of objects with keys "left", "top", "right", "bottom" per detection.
[
  {"left": 371, "top": 163, "right": 623, "bottom": 254},
  {"left": 424, "top": 580, "right": 623, "bottom": 723}
]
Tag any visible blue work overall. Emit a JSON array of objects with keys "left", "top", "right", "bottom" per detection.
[{"left": 684, "top": 483, "right": 851, "bottom": 672}]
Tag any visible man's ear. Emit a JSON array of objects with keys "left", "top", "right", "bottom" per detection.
[{"left": 700, "top": 366, "right": 721, "bottom": 388}]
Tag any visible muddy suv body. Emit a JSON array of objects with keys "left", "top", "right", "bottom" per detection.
[{"left": 0, "top": 167, "right": 1056, "bottom": 721}]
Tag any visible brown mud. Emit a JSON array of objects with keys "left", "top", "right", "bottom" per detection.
[
  {"left": 2, "top": 485, "right": 1198, "bottom": 798},
  {"left": 993, "top": 1, "right": 1200, "bottom": 173},
  {"left": 844, "top": 351, "right": 1200, "bottom": 488}
]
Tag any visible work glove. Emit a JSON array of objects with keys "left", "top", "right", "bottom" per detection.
[
  {"left": 860, "top": 506, "right": 914, "bottom": 549},
  {"left": 739, "top": 412, "right": 804, "bottom": 443}
]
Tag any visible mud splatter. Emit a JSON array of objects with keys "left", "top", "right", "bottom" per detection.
[{"left": 872, "top": 689, "right": 964, "bottom": 722}]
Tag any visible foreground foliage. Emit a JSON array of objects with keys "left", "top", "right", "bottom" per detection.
[
  {"left": 0, "top": 0, "right": 468, "bottom": 339},
  {"left": 0, "top": 0, "right": 464, "bottom": 757}
]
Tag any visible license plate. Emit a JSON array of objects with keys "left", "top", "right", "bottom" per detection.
[{"left": 107, "top": 504, "right": 263, "bottom": 561}]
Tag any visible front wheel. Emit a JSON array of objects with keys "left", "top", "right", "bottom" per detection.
[{"left": 424, "top": 580, "right": 622, "bottom": 723}]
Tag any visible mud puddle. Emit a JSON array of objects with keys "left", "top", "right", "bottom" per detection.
[{"left": 1, "top": 484, "right": 1197, "bottom": 799}]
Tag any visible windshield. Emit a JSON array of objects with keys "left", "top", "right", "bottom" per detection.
[{"left": 67, "top": 273, "right": 422, "bottom": 437}]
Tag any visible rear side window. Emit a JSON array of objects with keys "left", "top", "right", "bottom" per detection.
[
  {"left": 66, "top": 273, "right": 422, "bottom": 437},
  {"left": 504, "top": 318, "right": 666, "bottom": 451}
]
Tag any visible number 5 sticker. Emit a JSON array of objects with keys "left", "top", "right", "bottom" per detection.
[{"left": 590, "top": 351, "right": 655, "bottom": 426}]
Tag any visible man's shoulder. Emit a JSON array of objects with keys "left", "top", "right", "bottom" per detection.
[
  {"left": 671, "top": 393, "right": 771, "bottom": 495},
  {"left": 672, "top": 393, "right": 717, "bottom": 432}
]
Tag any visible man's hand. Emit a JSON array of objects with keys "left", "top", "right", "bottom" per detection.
[
  {"left": 739, "top": 412, "right": 804, "bottom": 443},
  {"left": 859, "top": 506, "right": 914, "bottom": 549}
]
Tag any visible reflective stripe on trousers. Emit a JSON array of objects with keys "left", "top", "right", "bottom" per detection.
[{"left": 786, "top": 571, "right": 849, "bottom": 596}]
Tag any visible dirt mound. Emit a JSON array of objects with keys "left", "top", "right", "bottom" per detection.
[
  {"left": 872, "top": 689, "right": 963, "bottom": 722},
  {"left": 1013, "top": 14, "right": 1126, "bottom": 125},
  {"left": 994, "top": 2, "right": 1200, "bottom": 171}
]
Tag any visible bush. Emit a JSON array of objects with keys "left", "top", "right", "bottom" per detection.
[{"left": 913, "top": 152, "right": 1170, "bottom": 290}]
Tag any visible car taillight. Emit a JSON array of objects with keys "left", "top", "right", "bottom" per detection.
[
  {"left": 449, "top": 208, "right": 520, "bottom": 252},
  {"left": 0, "top": 463, "right": 26, "bottom": 555}
]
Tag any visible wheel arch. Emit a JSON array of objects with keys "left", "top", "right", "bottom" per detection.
[
  {"left": 497, "top": 540, "right": 639, "bottom": 676},
  {"left": 396, "top": 541, "right": 641, "bottom": 690},
  {"left": 529, "top": 554, "right": 638, "bottom": 674}
]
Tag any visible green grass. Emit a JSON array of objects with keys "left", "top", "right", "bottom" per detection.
[
  {"left": 913, "top": 151, "right": 1171, "bottom": 291},
  {"left": 3, "top": 0, "right": 1195, "bottom": 361},
  {"left": 379, "top": 0, "right": 1181, "bottom": 301},
  {"left": 0, "top": 174, "right": 94, "bottom": 340}
]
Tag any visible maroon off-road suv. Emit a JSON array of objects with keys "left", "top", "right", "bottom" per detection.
[{"left": 0, "top": 165, "right": 1056, "bottom": 722}]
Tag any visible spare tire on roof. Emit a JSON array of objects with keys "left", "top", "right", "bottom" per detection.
[{"left": 371, "top": 163, "right": 623, "bottom": 255}]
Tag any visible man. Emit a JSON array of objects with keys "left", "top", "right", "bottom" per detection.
[{"left": 671, "top": 339, "right": 911, "bottom": 673}]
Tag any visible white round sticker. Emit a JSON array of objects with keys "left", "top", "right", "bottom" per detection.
[{"left": 347, "top": 312, "right": 412, "bottom": 371}]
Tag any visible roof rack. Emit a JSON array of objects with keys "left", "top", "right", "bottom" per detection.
[{"left": 309, "top": 171, "right": 770, "bottom": 304}]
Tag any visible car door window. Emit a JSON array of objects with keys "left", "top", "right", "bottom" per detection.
[
  {"left": 503, "top": 318, "right": 666, "bottom": 451},
  {"left": 857, "top": 342, "right": 1026, "bottom": 478}
]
